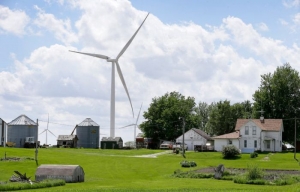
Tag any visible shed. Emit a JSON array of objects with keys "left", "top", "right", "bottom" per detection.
[
  {"left": 136, "top": 133, "right": 144, "bottom": 148},
  {"left": 76, "top": 118, "right": 100, "bottom": 148},
  {"left": 35, "top": 164, "right": 84, "bottom": 183},
  {"left": 0, "top": 118, "right": 7, "bottom": 147},
  {"left": 57, "top": 135, "right": 78, "bottom": 148},
  {"left": 101, "top": 137, "right": 123, "bottom": 149},
  {"left": 7, "top": 114, "right": 38, "bottom": 148}
]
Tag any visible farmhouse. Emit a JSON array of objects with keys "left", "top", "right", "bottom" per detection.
[
  {"left": 57, "top": 135, "right": 78, "bottom": 148},
  {"left": 176, "top": 128, "right": 213, "bottom": 151},
  {"left": 213, "top": 117, "right": 283, "bottom": 153},
  {"left": 101, "top": 137, "right": 123, "bottom": 149},
  {"left": 35, "top": 164, "right": 84, "bottom": 183}
]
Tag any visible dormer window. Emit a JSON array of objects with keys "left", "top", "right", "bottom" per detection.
[{"left": 245, "top": 126, "right": 249, "bottom": 135}]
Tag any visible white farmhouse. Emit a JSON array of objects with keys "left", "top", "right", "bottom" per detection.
[
  {"left": 213, "top": 117, "right": 283, "bottom": 153},
  {"left": 176, "top": 128, "right": 213, "bottom": 151}
]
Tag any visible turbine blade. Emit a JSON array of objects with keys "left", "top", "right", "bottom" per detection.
[
  {"left": 69, "top": 50, "right": 109, "bottom": 60},
  {"left": 116, "top": 13, "right": 149, "bottom": 60},
  {"left": 47, "top": 113, "right": 49, "bottom": 130},
  {"left": 135, "top": 103, "right": 143, "bottom": 125},
  {"left": 116, "top": 61, "right": 134, "bottom": 117},
  {"left": 119, "top": 124, "right": 136, "bottom": 129},
  {"left": 48, "top": 130, "right": 56, "bottom": 137},
  {"left": 39, "top": 130, "right": 47, "bottom": 135}
]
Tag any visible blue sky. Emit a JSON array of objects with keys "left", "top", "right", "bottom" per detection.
[{"left": 1, "top": 0, "right": 300, "bottom": 145}]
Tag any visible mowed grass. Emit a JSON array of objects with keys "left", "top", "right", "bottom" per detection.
[{"left": 1, "top": 147, "right": 300, "bottom": 191}]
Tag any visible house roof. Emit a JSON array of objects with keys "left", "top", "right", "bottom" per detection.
[
  {"left": 78, "top": 118, "right": 99, "bottom": 126},
  {"left": 235, "top": 119, "right": 283, "bottom": 132},
  {"left": 8, "top": 114, "right": 37, "bottom": 126},
  {"left": 57, "top": 135, "right": 77, "bottom": 141},
  {"left": 212, "top": 131, "right": 240, "bottom": 139},
  {"left": 192, "top": 128, "right": 212, "bottom": 140}
]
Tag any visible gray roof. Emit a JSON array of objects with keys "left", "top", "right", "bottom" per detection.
[
  {"left": 192, "top": 128, "right": 212, "bottom": 141},
  {"left": 8, "top": 114, "right": 37, "bottom": 125},
  {"left": 36, "top": 164, "right": 84, "bottom": 176},
  {"left": 101, "top": 137, "right": 122, "bottom": 142},
  {"left": 57, "top": 135, "right": 77, "bottom": 141},
  {"left": 78, "top": 118, "right": 99, "bottom": 126}
]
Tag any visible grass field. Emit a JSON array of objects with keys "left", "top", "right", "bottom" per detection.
[{"left": 1, "top": 147, "right": 300, "bottom": 191}]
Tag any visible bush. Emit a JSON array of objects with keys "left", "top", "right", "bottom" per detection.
[
  {"left": 222, "top": 145, "right": 240, "bottom": 159},
  {"left": 180, "top": 160, "right": 197, "bottom": 167},
  {"left": 6, "top": 142, "right": 16, "bottom": 147},
  {"left": 250, "top": 152, "right": 258, "bottom": 158},
  {"left": 246, "top": 164, "right": 264, "bottom": 180}
]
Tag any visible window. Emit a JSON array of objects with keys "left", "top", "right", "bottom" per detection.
[
  {"left": 245, "top": 126, "right": 249, "bottom": 135},
  {"left": 244, "top": 140, "right": 247, "bottom": 148},
  {"left": 252, "top": 126, "right": 256, "bottom": 135},
  {"left": 228, "top": 140, "right": 232, "bottom": 145},
  {"left": 266, "top": 140, "right": 270, "bottom": 149},
  {"left": 254, "top": 140, "right": 257, "bottom": 148}
]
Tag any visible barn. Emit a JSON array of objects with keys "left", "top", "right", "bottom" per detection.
[
  {"left": 35, "top": 164, "right": 84, "bottom": 183},
  {"left": 76, "top": 118, "right": 100, "bottom": 148},
  {"left": 57, "top": 135, "right": 78, "bottom": 148},
  {"left": 101, "top": 137, "right": 123, "bottom": 149},
  {"left": 7, "top": 114, "right": 38, "bottom": 148}
]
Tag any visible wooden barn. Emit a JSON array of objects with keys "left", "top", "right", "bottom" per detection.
[
  {"left": 57, "top": 135, "right": 78, "bottom": 148},
  {"left": 35, "top": 164, "right": 84, "bottom": 183},
  {"left": 101, "top": 137, "right": 123, "bottom": 149}
]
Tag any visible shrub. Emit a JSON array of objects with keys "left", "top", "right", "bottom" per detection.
[
  {"left": 6, "top": 142, "right": 16, "bottom": 147},
  {"left": 222, "top": 145, "right": 240, "bottom": 159},
  {"left": 250, "top": 152, "right": 258, "bottom": 158},
  {"left": 180, "top": 160, "right": 197, "bottom": 168},
  {"left": 246, "top": 163, "right": 264, "bottom": 180}
]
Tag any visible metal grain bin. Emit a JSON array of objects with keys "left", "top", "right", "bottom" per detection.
[
  {"left": 76, "top": 118, "right": 99, "bottom": 148},
  {"left": 0, "top": 118, "right": 7, "bottom": 147},
  {"left": 35, "top": 164, "right": 84, "bottom": 183},
  {"left": 7, "top": 115, "right": 38, "bottom": 148}
]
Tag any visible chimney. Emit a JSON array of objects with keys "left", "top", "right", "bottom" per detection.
[{"left": 260, "top": 116, "right": 264, "bottom": 123}]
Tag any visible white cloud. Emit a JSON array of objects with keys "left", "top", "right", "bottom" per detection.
[
  {"left": 0, "top": 5, "right": 30, "bottom": 36},
  {"left": 257, "top": 22, "right": 269, "bottom": 31},
  {"left": 283, "top": 0, "right": 300, "bottom": 8},
  {"left": 33, "top": 6, "right": 77, "bottom": 44},
  {"left": 293, "top": 13, "right": 300, "bottom": 25}
]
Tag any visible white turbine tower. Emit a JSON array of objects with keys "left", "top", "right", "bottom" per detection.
[
  {"left": 69, "top": 13, "right": 149, "bottom": 138},
  {"left": 120, "top": 103, "right": 143, "bottom": 146},
  {"left": 39, "top": 114, "right": 56, "bottom": 145}
]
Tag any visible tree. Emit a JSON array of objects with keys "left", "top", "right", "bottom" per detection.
[
  {"left": 252, "top": 63, "right": 300, "bottom": 142},
  {"left": 194, "top": 101, "right": 211, "bottom": 133},
  {"left": 139, "top": 92, "right": 197, "bottom": 144}
]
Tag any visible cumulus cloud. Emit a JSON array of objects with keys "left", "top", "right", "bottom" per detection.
[
  {"left": 283, "top": 0, "right": 300, "bottom": 7},
  {"left": 33, "top": 5, "right": 77, "bottom": 44},
  {"left": 0, "top": 5, "right": 30, "bottom": 36}
]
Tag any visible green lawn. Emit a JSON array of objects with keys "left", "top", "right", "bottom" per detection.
[{"left": 1, "top": 147, "right": 300, "bottom": 191}]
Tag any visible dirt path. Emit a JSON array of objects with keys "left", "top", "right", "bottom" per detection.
[{"left": 133, "top": 150, "right": 172, "bottom": 158}]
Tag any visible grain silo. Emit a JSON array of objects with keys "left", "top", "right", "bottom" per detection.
[
  {"left": 0, "top": 118, "right": 7, "bottom": 147},
  {"left": 7, "top": 114, "right": 38, "bottom": 148},
  {"left": 76, "top": 118, "right": 99, "bottom": 148}
]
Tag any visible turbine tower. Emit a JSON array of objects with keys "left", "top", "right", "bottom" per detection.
[
  {"left": 70, "top": 13, "right": 149, "bottom": 138},
  {"left": 39, "top": 114, "right": 56, "bottom": 145}
]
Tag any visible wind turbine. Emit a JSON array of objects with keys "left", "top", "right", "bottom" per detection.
[
  {"left": 69, "top": 13, "right": 149, "bottom": 138},
  {"left": 39, "top": 114, "right": 56, "bottom": 145},
  {"left": 119, "top": 103, "right": 143, "bottom": 146}
]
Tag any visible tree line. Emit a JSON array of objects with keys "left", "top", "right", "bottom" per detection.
[{"left": 139, "top": 63, "right": 300, "bottom": 144}]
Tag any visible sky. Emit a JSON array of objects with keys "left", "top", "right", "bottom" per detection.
[{"left": 1, "top": 0, "right": 300, "bottom": 145}]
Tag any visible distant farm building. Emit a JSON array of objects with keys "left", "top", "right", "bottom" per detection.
[
  {"left": 101, "top": 137, "right": 123, "bottom": 149},
  {"left": 35, "top": 164, "right": 84, "bottom": 183},
  {"left": 76, "top": 118, "right": 100, "bottom": 148},
  {"left": 57, "top": 135, "right": 78, "bottom": 148},
  {"left": 0, "top": 118, "right": 7, "bottom": 146},
  {"left": 136, "top": 133, "right": 144, "bottom": 148},
  {"left": 7, "top": 115, "right": 38, "bottom": 148}
]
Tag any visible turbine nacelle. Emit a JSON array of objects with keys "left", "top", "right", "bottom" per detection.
[{"left": 107, "top": 58, "right": 117, "bottom": 62}]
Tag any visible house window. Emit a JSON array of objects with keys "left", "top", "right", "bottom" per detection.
[
  {"left": 252, "top": 126, "right": 256, "bottom": 135},
  {"left": 244, "top": 140, "right": 247, "bottom": 148},
  {"left": 254, "top": 140, "right": 257, "bottom": 148},
  {"left": 245, "top": 126, "right": 249, "bottom": 135},
  {"left": 228, "top": 140, "right": 232, "bottom": 145},
  {"left": 266, "top": 140, "right": 270, "bottom": 149}
]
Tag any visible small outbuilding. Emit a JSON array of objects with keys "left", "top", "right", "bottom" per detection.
[
  {"left": 57, "top": 135, "right": 78, "bottom": 148},
  {"left": 101, "top": 137, "right": 123, "bottom": 149},
  {"left": 35, "top": 164, "right": 84, "bottom": 183}
]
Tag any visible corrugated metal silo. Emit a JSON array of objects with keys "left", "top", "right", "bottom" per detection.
[
  {"left": 7, "top": 114, "right": 38, "bottom": 148},
  {"left": 76, "top": 118, "right": 99, "bottom": 148}
]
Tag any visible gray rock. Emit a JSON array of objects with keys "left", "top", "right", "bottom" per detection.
[{"left": 214, "top": 164, "right": 225, "bottom": 179}]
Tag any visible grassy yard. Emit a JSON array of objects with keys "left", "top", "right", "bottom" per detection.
[{"left": 1, "top": 147, "right": 300, "bottom": 191}]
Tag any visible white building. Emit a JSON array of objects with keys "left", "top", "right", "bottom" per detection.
[
  {"left": 0, "top": 118, "right": 7, "bottom": 147},
  {"left": 213, "top": 117, "right": 283, "bottom": 153},
  {"left": 176, "top": 128, "right": 213, "bottom": 151}
]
